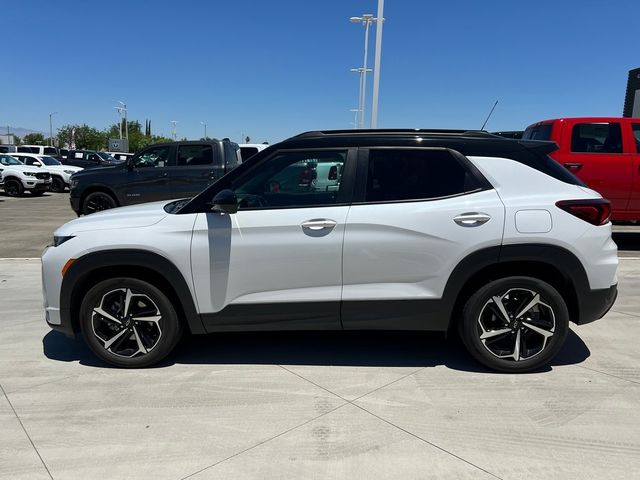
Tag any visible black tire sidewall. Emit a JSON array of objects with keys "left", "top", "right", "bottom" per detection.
[
  {"left": 80, "top": 278, "right": 183, "bottom": 368},
  {"left": 51, "top": 177, "right": 65, "bottom": 192},
  {"left": 83, "top": 192, "right": 116, "bottom": 214},
  {"left": 5, "top": 179, "right": 23, "bottom": 196},
  {"left": 460, "top": 276, "right": 569, "bottom": 373}
]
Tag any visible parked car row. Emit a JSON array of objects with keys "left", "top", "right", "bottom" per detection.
[{"left": 0, "top": 153, "right": 85, "bottom": 196}]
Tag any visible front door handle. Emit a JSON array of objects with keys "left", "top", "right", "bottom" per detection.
[
  {"left": 157, "top": 172, "right": 168, "bottom": 178},
  {"left": 301, "top": 219, "right": 337, "bottom": 231},
  {"left": 564, "top": 162, "right": 582, "bottom": 172},
  {"left": 453, "top": 212, "right": 491, "bottom": 227}
]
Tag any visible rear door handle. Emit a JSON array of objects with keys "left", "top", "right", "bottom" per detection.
[
  {"left": 301, "top": 219, "right": 337, "bottom": 231},
  {"left": 453, "top": 212, "right": 491, "bottom": 227},
  {"left": 564, "top": 162, "right": 582, "bottom": 172}
]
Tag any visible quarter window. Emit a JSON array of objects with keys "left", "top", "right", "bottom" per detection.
[
  {"left": 571, "top": 123, "right": 623, "bottom": 153},
  {"left": 177, "top": 145, "right": 213, "bottom": 166},
  {"left": 232, "top": 150, "right": 347, "bottom": 209},
  {"left": 366, "top": 149, "right": 476, "bottom": 202}
]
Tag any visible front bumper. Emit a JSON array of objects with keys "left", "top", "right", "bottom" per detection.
[{"left": 575, "top": 283, "right": 618, "bottom": 325}]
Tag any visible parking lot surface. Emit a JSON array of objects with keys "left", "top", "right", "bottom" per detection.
[{"left": 1, "top": 191, "right": 640, "bottom": 479}]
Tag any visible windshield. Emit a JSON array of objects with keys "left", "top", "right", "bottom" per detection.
[
  {"left": 97, "top": 152, "right": 116, "bottom": 161},
  {"left": 40, "top": 156, "right": 61, "bottom": 166},
  {"left": 0, "top": 155, "right": 24, "bottom": 166}
]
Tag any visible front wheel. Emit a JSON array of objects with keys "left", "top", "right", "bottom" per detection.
[
  {"left": 459, "top": 276, "right": 569, "bottom": 373},
  {"left": 82, "top": 191, "right": 117, "bottom": 215},
  {"left": 50, "top": 176, "right": 65, "bottom": 193},
  {"left": 4, "top": 179, "right": 24, "bottom": 197},
  {"left": 80, "top": 278, "right": 183, "bottom": 368}
]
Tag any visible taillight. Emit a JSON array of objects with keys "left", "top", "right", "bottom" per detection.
[{"left": 555, "top": 199, "right": 611, "bottom": 226}]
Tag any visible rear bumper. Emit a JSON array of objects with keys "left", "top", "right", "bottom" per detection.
[{"left": 575, "top": 283, "right": 618, "bottom": 325}]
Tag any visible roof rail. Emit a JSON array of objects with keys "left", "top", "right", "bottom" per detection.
[{"left": 290, "top": 129, "right": 499, "bottom": 139}]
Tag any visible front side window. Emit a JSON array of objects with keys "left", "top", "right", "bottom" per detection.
[
  {"left": 232, "top": 150, "right": 347, "bottom": 209},
  {"left": 23, "top": 157, "right": 39, "bottom": 166},
  {"left": 132, "top": 146, "right": 173, "bottom": 168},
  {"left": 571, "top": 123, "right": 623, "bottom": 153},
  {"left": 177, "top": 145, "right": 213, "bottom": 166},
  {"left": 632, "top": 124, "right": 640, "bottom": 152},
  {"left": 366, "top": 149, "right": 476, "bottom": 202},
  {"left": 40, "top": 156, "right": 61, "bottom": 166}
]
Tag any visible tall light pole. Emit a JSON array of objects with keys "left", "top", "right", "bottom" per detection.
[
  {"left": 349, "top": 108, "right": 360, "bottom": 128},
  {"left": 118, "top": 101, "right": 128, "bottom": 142},
  {"left": 370, "top": 0, "right": 385, "bottom": 128},
  {"left": 49, "top": 112, "right": 57, "bottom": 146},
  {"left": 201, "top": 121, "right": 207, "bottom": 139},
  {"left": 350, "top": 14, "right": 375, "bottom": 128},
  {"left": 171, "top": 121, "right": 178, "bottom": 141},
  {"left": 114, "top": 105, "right": 124, "bottom": 139}
]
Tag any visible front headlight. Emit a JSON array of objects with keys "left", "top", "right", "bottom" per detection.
[
  {"left": 70, "top": 178, "right": 79, "bottom": 188},
  {"left": 24, "top": 172, "right": 37, "bottom": 177},
  {"left": 64, "top": 170, "right": 75, "bottom": 175},
  {"left": 52, "top": 235, "right": 75, "bottom": 247}
]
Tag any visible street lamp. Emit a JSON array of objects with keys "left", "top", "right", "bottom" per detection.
[
  {"left": 201, "top": 121, "right": 207, "bottom": 139},
  {"left": 114, "top": 105, "right": 124, "bottom": 139},
  {"left": 118, "top": 101, "right": 128, "bottom": 142},
  {"left": 49, "top": 112, "right": 57, "bottom": 146},
  {"left": 370, "top": 0, "right": 385, "bottom": 128},
  {"left": 349, "top": 108, "right": 360, "bottom": 128},
  {"left": 171, "top": 121, "right": 178, "bottom": 140},
  {"left": 350, "top": 14, "right": 376, "bottom": 129}
]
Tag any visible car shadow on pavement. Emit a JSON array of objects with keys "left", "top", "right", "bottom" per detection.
[{"left": 43, "top": 328, "right": 590, "bottom": 374}]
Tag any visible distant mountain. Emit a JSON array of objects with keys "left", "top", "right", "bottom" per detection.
[{"left": 0, "top": 126, "right": 46, "bottom": 138}]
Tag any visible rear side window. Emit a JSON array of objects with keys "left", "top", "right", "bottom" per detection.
[
  {"left": 43, "top": 147, "right": 57, "bottom": 155},
  {"left": 632, "top": 124, "right": 640, "bottom": 152},
  {"left": 571, "top": 123, "right": 622, "bottom": 153},
  {"left": 17, "top": 146, "right": 37, "bottom": 153},
  {"left": 365, "top": 149, "right": 479, "bottom": 202},
  {"left": 522, "top": 124, "right": 552, "bottom": 141},
  {"left": 240, "top": 147, "right": 259, "bottom": 160},
  {"left": 177, "top": 144, "right": 213, "bottom": 166}
]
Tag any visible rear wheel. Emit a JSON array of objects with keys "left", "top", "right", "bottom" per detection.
[
  {"left": 50, "top": 176, "right": 65, "bottom": 193},
  {"left": 82, "top": 191, "right": 117, "bottom": 215},
  {"left": 4, "top": 179, "right": 23, "bottom": 197},
  {"left": 80, "top": 278, "right": 183, "bottom": 368},
  {"left": 459, "top": 276, "right": 569, "bottom": 373}
]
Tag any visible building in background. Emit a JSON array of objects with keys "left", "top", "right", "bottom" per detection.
[
  {"left": 623, "top": 67, "right": 640, "bottom": 117},
  {"left": 0, "top": 134, "right": 17, "bottom": 144}
]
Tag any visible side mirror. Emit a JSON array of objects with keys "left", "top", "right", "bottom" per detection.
[{"left": 208, "top": 189, "right": 238, "bottom": 214}]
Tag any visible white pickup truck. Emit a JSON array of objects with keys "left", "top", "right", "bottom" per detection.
[
  {"left": 0, "top": 154, "right": 51, "bottom": 196},
  {"left": 10, "top": 153, "right": 82, "bottom": 192}
]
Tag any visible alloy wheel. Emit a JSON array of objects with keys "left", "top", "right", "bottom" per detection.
[
  {"left": 91, "top": 288, "right": 163, "bottom": 358},
  {"left": 477, "top": 288, "right": 555, "bottom": 362}
]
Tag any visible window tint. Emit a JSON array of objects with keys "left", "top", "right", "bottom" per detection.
[
  {"left": 240, "top": 147, "right": 259, "bottom": 160},
  {"left": 632, "top": 124, "right": 640, "bottom": 152},
  {"left": 224, "top": 142, "right": 240, "bottom": 171},
  {"left": 366, "top": 149, "right": 476, "bottom": 202},
  {"left": 177, "top": 144, "right": 213, "bottom": 166},
  {"left": 17, "top": 146, "right": 36, "bottom": 153},
  {"left": 43, "top": 147, "right": 57, "bottom": 155},
  {"left": 522, "top": 124, "right": 552, "bottom": 141},
  {"left": 133, "top": 146, "right": 172, "bottom": 168},
  {"left": 571, "top": 123, "right": 622, "bottom": 153},
  {"left": 24, "top": 157, "right": 38, "bottom": 166},
  {"left": 232, "top": 150, "right": 347, "bottom": 209}
]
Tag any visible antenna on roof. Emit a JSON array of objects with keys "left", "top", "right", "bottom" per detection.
[{"left": 480, "top": 100, "right": 499, "bottom": 131}]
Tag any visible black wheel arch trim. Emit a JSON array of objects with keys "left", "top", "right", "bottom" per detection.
[{"left": 59, "top": 249, "right": 205, "bottom": 337}]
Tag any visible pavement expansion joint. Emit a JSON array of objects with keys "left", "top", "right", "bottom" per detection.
[{"left": 0, "top": 383, "right": 55, "bottom": 480}]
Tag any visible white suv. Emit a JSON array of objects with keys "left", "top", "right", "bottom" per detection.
[
  {"left": 10, "top": 153, "right": 82, "bottom": 192},
  {"left": 41, "top": 130, "right": 618, "bottom": 372},
  {"left": 0, "top": 154, "right": 51, "bottom": 196}
]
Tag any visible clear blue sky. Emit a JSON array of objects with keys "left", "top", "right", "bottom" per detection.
[{"left": 3, "top": 0, "right": 638, "bottom": 143}]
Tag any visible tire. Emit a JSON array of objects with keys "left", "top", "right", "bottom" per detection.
[
  {"left": 50, "top": 176, "right": 65, "bottom": 193},
  {"left": 82, "top": 191, "right": 117, "bottom": 215},
  {"left": 4, "top": 178, "right": 24, "bottom": 197},
  {"left": 80, "top": 278, "right": 183, "bottom": 368},
  {"left": 459, "top": 276, "right": 569, "bottom": 373}
]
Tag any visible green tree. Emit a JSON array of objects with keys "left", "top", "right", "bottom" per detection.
[
  {"left": 57, "top": 124, "right": 107, "bottom": 150},
  {"left": 23, "top": 133, "right": 45, "bottom": 145}
]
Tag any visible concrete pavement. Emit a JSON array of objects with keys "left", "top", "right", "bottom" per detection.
[{"left": 0, "top": 258, "right": 639, "bottom": 479}]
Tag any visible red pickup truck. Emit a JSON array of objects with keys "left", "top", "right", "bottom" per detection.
[{"left": 523, "top": 117, "right": 640, "bottom": 221}]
